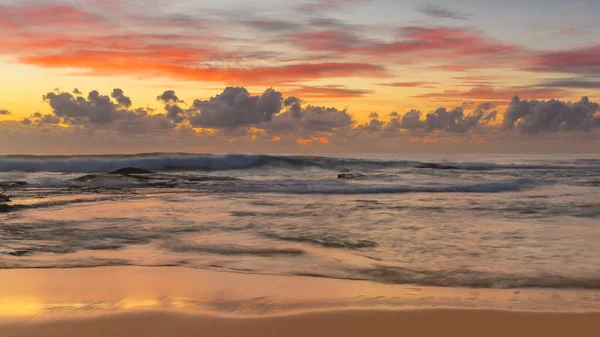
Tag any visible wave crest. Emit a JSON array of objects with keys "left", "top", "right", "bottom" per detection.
[{"left": 0, "top": 153, "right": 598, "bottom": 173}]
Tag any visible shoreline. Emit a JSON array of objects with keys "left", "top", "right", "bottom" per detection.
[
  {"left": 3, "top": 309, "right": 600, "bottom": 337},
  {"left": 1, "top": 266, "right": 600, "bottom": 316},
  {"left": 1, "top": 266, "right": 599, "bottom": 336}
]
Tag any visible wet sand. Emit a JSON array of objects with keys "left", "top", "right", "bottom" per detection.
[
  {"left": 1, "top": 267, "right": 599, "bottom": 336},
  {"left": 3, "top": 309, "right": 600, "bottom": 337}
]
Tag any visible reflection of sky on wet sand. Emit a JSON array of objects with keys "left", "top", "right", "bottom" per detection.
[{"left": 1, "top": 267, "right": 600, "bottom": 318}]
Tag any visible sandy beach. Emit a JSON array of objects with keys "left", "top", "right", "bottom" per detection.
[
  {"left": 2, "top": 0, "right": 599, "bottom": 332},
  {"left": 1, "top": 267, "right": 599, "bottom": 336},
  {"left": 3, "top": 309, "right": 600, "bottom": 337}
]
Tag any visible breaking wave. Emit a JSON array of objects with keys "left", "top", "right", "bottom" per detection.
[
  {"left": 0, "top": 154, "right": 397, "bottom": 172},
  {"left": 1, "top": 153, "right": 598, "bottom": 173}
]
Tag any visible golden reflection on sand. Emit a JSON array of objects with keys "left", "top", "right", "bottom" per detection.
[
  {"left": 1, "top": 267, "right": 600, "bottom": 319},
  {"left": 0, "top": 298, "right": 43, "bottom": 316}
]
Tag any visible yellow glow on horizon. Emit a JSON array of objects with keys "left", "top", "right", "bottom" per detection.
[
  {"left": 0, "top": 56, "right": 464, "bottom": 126},
  {"left": 1, "top": 56, "right": 595, "bottom": 128}
]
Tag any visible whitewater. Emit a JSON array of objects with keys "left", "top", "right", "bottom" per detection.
[{"left": 1, "top": 153, "right": 599, "bottom": 289}]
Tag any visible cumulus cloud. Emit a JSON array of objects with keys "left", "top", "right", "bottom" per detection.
[
  {"left": 189, "top": 87, "right": 283, "bottom": 129},
  {"left": 27, "top": 88, "right": 600, "bottom": 139},
  {"left": 4, "top": 86, "right": 600, "bottom": 153},
  {"left": 400, "top": 109, "right": 423, "bottom": 129},
  {"left": 352, "top": 101, "right": 501, "bottom": 139},
  {"left": 42, "top": 89, "right": 175, "bottom": 133},
  {"left": 157, "top": 90, "right": 186, "bottom": 123},
  {"left": 301, "top": 105, "right": 353, "bottom": 132},
  {"left": 503, "top": 96, "right": 600, "bottom": 134},
  {"left": 0, "top": 109, "right": 10, "bottom": 115},
  {"left": 111, "top": 89, "right": 132, "bottom": 108},
  {"left": 157, "top": 90, "right": 182, "bottom": 104},
  {"left": 380, "top": 117, "right": 403, "bottom": 137},
  {"left": 165, "top": 104, "right": 186, "bottom": 123},
  {"left": 472, "top": 102, "right": 498, "bottom": 124},
  {"left": 283, "top": 96, "right": 303, "bottom": 118},
  {"left": 37, "top": 114, "right": 61, "bottom": 124},
  {"left": 35, "top": 86, "right": 354, "bottom": 138},
  {"left": 394, "top": 103, "right": 497, "bottom": 133},
  {"left": 425, "top": 107, "right": 468, "bottom": 132},
  {"left": 44, "top": 90, "right": 118, "bottom": 125},
  {"left": 263, "top": 99, "right": 354, "bottom": 136},
  {"left": 360, "top": 118, "right": 383, "bottom": 133},
  {"left": 266, "top": 106, "right": 353, "bottom": 135}
]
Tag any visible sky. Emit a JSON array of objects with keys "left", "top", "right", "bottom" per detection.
[{"left": 0, "top": 0, "right": 599, "bottom": 153}]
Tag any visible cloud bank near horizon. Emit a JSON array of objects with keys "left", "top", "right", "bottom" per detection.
[{"left": 2, "top": 86, "right": 599, "bottom": 153}]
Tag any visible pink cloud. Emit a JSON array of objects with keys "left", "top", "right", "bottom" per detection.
[
  {"left": 0, "top": 3, "right": 103, "bottom": 28},
  {"left": 531, "top": 45, "right": 600, "bottom": 75},
  {"left": 413, "top": 86, "right": 571, "bottom": 101},
  {"left": 0, "top": 2, "right": 386, "bottom": 86},
  {"left": 292, "top": 26, "right": 519, "bottom": 55},
  {"left": 21, "top": 52, "right": 385, "bottom": 85}
]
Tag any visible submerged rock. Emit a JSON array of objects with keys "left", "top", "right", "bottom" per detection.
[
  {"left": 74, "top": 167, "right": 155, "bottom": 182},
  {"left": 416, "top": 163, "right": 460, "bottom": 170},
  {"left": 8, "top": 249, "right": 31, "bottom": 257},
  {"left": 0, "top": 193, "right": 11, "bottom": 203},
  {"left": 0, "top": 203, "right": 11, "bottom": 213},
  {"left": 109, "top": 167, "right": 154, "bottom": 175},
  {"left": 338, "top": 173, "right": 367, "bottom": 180},
  {"left": 0, "top": 193, "right": 14, "bottom": 213}
]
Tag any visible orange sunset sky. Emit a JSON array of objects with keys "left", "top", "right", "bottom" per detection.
[{"left": 0, "top": 0, "right": 599, "bottom": 153}]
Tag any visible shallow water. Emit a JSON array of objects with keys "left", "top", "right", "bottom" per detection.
[{"left": 1, "top": 153, "right": 599, "bottom": 289}]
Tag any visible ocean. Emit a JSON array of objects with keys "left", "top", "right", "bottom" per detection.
[{"left": 1, "top": 153, "right": 599, "bottom": 289}]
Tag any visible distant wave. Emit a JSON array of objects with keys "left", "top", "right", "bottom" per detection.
[
  {"left": 237, "top": 179, "right": 545, "bottom": 195},
  {"left": 1, "top": 153, "right": 597, "bottom": 173},
  {"left": 0, "top": 154, "right": 407, "bottom": 173}
]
